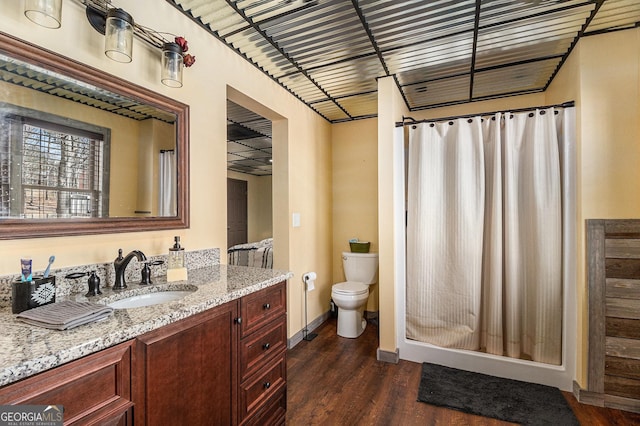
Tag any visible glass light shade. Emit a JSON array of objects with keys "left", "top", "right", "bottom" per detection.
[
  {"left": 104, "top": 8, "right": 134, "bottom": 63},
  {"left": 24, "top": 0, "right": 62, "bottom": 29},
  {"left": 161, "top": 42, "right": 184, "bottom": 88}
]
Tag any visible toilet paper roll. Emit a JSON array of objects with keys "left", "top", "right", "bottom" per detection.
[{"left": 303, "top": 272, "right": 316, "bottom": 291}]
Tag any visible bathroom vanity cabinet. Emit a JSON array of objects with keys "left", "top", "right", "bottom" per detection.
[
  {"left": 0, "top": 280, "right": 287, "bottom": 425},
  {"left": 136, "top": 280, "right": 287, "bottom": 425},
  {"left": 0, "top": 340, "right": 134, "bottom": 425}
]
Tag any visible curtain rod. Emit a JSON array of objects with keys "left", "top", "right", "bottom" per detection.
[
  {"left": 160, "top": 149, "right": 175, "bottom": 153},
  {"left": 395, "top": 101, "right": 575, "bottom": 127}
]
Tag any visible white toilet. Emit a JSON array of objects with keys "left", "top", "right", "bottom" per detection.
[{"left": 331, "top": 252, "right": 379, "bottom": 338}]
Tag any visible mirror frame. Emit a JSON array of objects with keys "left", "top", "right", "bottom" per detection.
[{"left": 0, "top": 31, "right": 189, "bottom": 239}]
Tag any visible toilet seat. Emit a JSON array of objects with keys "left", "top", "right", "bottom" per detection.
[{"left": 332, "top": 281, "right": 368, "bottom": 296}]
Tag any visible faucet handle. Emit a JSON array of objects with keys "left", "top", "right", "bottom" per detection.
[
  {"left": 116, "top": 248, "right": 123, "bottom": 260},
  {"left": 64, "top": 271, "right": 101, "bottom": 297},
  {"left": 140, "top": 260, "right": 164, "bottom": 285}
]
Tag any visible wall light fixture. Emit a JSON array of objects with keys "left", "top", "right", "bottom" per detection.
[
  {"left": 104, "top": 8, "right": 134, "bottom": 63},
  {"left": 24, "top": 0, "right": 196, "bottom": 87},
  {"left": 24, "top": 0, "right": 63, "bottom": 29}
]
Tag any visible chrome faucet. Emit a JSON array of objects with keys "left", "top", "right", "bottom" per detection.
[{"left": 113, "top": 249, "right": 147, "bottom": 290}]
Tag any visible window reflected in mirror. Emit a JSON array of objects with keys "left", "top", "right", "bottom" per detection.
[{"left": 1, "top": 110, "right": 109, "bottom": 218}]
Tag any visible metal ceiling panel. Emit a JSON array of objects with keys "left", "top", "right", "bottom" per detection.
[
  {"left": 310, "top": 100, "right": 350, "bottom": 121},
  {"left": 227, "top": 100, "right": 272, "bottom": 176},
  {"left": 384, "top": 33, "right": 473, "bottom": 82},
  {"left": 308, "top": 56, "right": 386, "bottom": 98},
  {"left": 476, "top": 6, "right": 593, "bottom": 69},
  {"left": 472, "top": 58, "right": 561, "bottom": 98},
  {"left": 261, "top": 1, "right": 373, "bottom": 68},
  {"left": 168, "top": 0, "right": 640, "bottom": 122},
  {"left": 225, "top": 27, "right": 299, "bottom": 77},
  {"left": 403, "top": 75, "right": 470, "bottom": 109},
  {"left": 174, "top": 0, "right": 247, "bottom": 36},
  {"left": 336, "top": 92, "right": 378, "bottom": 119},
  {"left": 0, "top": 56, "right": 175, "bottom": 122},
  {"left": 278, "top": 72, "right": 329, "bottom": 103},
  {"left": 360, "top": 0, "right": 477, "bottom": 51},
  {"left": 586, "top": 0, "right": 640, "bottom": 33},
  {"left": 478, "top": 0, "right": 595, "bottom": 27},
  {"left": 236, "top": 0, "right": 322, "bottom": 24},
  {"left": 475, "top": 38, "right": 570, "bottom": 69}
]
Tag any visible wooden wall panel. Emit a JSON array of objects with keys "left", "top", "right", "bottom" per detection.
[
  {"left": 606, "top": 337, "right": 640, "bottom": 360},
  {"left": 588, "top": 220, "right": 606, "bottom": 393},
  {"left": 607, "top": 317, "right": 640, "bottom": 340},
  {"left": 585, "top": 219, "right": 640, "bottom": 412},
  {"left": 606, "top": 239, "right": 640, "bottom": 259},
  {"left": 607, "top": 298, "right": 640, "bottom": 320},
  {"left": 606, "top": 279, "right": 640, "bottom": 300},
  {"left": 605, "top": 258, "right": 640, "bottom": 280},
  {"left": 605, "top": 375, "right": 640, "bottom": 400},
  {"left": 605, "top": 356, "right": 640, "bottom": 380}
]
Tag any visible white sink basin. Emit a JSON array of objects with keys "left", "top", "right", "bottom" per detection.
[{"left": 107, "top": 290, "right": 193, "bottom": 309}]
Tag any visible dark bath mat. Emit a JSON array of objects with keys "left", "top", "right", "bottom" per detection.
[{"left": 417, "top": 362, "right": 579, "bottom": 425}]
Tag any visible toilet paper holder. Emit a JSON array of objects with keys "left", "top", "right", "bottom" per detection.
[
  {"left": 302, "top": 272, "right": 316, "bottom": 282},
  {"left": 302, "top": 271, "right": 317, "bottom": 341}
]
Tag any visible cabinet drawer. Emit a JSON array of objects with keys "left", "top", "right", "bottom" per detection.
[
  {"left": 240, "top": 316, "right": 287, "bottom": 379},
  {"left": 240, "top": 282, "right": 286, "bottom": 337},
  {"left": 0, "top": 340, "right": 134, "bottom": 425},
  {"left": 240, "top": 354, "right": 286, "bottom": 420},
  {"left": 241, "top": 388, "right": 286, "bottom": 426}
]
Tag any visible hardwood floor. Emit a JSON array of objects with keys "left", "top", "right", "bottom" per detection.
[{"left": 287, "top": 318, "right": 640, "bottom": 425}]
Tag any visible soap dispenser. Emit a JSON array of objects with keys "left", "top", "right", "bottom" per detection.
[{"left": 167, "top": 236, "right": 188, "bottom": 282}]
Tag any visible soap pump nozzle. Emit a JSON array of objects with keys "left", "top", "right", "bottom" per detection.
[{"left": 171, "top": 236, "right": 182, "bottom": 250}]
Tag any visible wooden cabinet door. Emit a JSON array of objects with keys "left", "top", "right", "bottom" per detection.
[
  {"left": 0, "top": 340, "right": 134, "bottom": 425},
  {"left": 134, "top": 301, "right": 238, "bottom": 425}
]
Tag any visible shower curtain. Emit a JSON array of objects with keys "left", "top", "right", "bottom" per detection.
[
  {"left": 406, "top": 107, "right": 572, "bottom": 365},
  {"left": 158, "top": 150, "right": 177, "bottom": 216}
]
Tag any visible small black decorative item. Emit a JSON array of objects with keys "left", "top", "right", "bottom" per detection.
[{"left": 12, "top": 276, "right": 56, "bottom": 314}]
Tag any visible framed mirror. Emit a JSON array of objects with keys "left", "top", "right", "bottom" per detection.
[{"left": 0, "top": 31, "right": 189, "bottom": 239}]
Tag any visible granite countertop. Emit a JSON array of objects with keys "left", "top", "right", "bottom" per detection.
[{"left": 0, "top": 265, "right": 293, "bottom": 387}]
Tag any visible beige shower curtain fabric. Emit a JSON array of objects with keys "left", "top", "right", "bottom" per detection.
[{"left": 406, "top": 108, "right": 567, "bottom": 365}]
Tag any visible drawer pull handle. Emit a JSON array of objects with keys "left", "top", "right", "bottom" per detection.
[
  {"left": 234, "top": 317, "right": 242, "bottom": 324},
  {"left": 263, "top": 303, "right": 271, "bottom": 310},
  {"left": 262, "top": 343, "right": 270, "bottom": 350},
  {"left": 264, "top": 382, "right": 271, "bottom": 389}
]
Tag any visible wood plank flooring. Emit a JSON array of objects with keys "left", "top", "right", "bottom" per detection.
[{"left": 287, "top": 318, "right": 640, "bottom": 425}]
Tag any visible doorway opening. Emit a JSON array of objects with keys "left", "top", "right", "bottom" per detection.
[{"left": 226, "top": 100, "right": 274, "bottom": 267}]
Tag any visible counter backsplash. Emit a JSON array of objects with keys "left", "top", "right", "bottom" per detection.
[{"left": 0, "top": 248, "right": 220, "bottom": 309}]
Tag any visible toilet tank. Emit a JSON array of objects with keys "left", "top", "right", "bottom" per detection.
[{"left": 342, "top": 252, "right": 379, "bottom": 284}]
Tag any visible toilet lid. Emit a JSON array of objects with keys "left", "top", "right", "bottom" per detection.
[{"left": 333, "top": 281, "right": 368, "bottom": 295}]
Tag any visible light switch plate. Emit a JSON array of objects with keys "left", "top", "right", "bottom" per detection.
[{"left": 292, "top": 212, "right": 301, "bottom": 227}]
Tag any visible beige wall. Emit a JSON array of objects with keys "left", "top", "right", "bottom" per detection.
[
  {"left": 227, "top": 171, "right": 273, "bottom": 243},
  {"left": 377, "top": 77, "right": 409, "bottom": 353},
  {"left": 331, "top": 118, "right": 378, "bottom": 311},
  {"left": 0, "top": 0, "right": 332, "bottom": 341},
  {"left": 546, "top": 28, "right": 640, "bottom": 386}
]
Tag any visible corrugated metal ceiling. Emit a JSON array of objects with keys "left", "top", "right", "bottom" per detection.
[
  {"left": 0, "top": 53, "right": 176, "bottom": 123},
  {"left": 227, "top": 100, "right": 273, "bottom": 176},
  {"left": 169, "top": 0, "right": 640, "bottom": 123}
]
